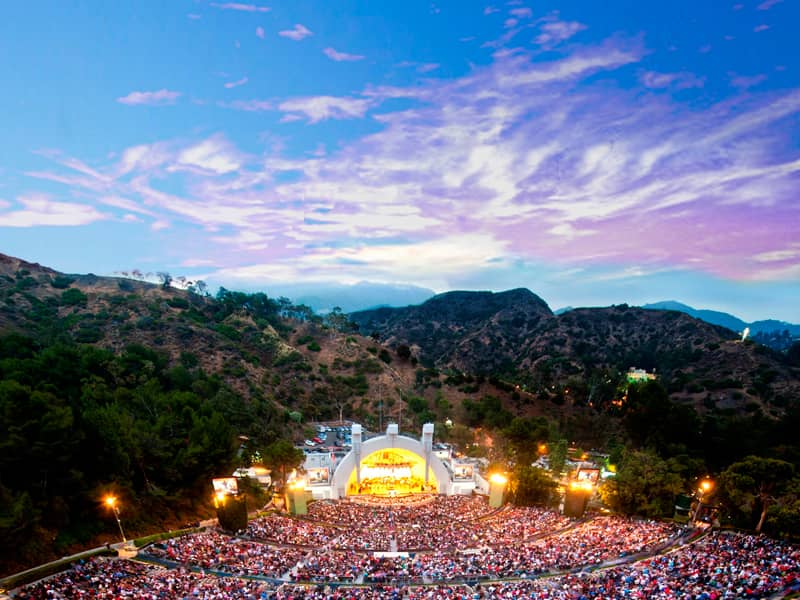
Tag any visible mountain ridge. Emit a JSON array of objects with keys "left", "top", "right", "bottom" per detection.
[
  {"left": 351, "top": 290, "right": 800, "bottom": 416},
  {"left": 642, "top": 300, "right": 800, "bottom": 351}
]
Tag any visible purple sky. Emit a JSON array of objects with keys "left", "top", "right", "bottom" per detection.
[{"left": 0, "top": 1, "right": 798, "bottom": 321}]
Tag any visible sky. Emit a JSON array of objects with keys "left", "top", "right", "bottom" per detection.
[{"left": 0, "top": 0, "right": 798, "bottom": 322}]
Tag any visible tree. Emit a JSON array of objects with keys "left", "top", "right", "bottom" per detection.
[
  {"left": 766, "top": 477, "right": 800, "bottom": 540},
  {"left": 446, "top": 424, "right": 474, "bottom": 451},
  {"left": 503, "top": 416, "right": 552, "bottom": 466},
  {"left": 548, "top": 439, "right": 568, "bottom": 477},
  {"left": 719, "top": 455, "right": 795, "bottom": 533},
  {"left": 325, "top": 306, "right": 353, "bottom": 333},
  {"left": 599, "top": 448, "right": 684, "bottom": 517},
  {"left": 261, "top": 439, "right": 305, "bottom": 491},
  {"left": 511, "top": 465, "right": 558, "bottom": 506},
  {"left": 156, "top": 272, "right": 172, "bottom": 289}
]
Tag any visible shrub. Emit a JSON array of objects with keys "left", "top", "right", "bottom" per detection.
[
  {"left": 60, "top": 288, "right": 88, "bottom": 306},
  {"left": 167, "top": 297, "right": 190, "bottom": 309}
]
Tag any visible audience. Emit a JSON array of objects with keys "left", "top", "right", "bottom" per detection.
[{"left": 11, "top": 495, "right": 800, "bottom": 599}]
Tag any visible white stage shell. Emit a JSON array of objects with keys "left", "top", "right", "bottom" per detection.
[{"left": 328, "top": 425, "right": 453, "bottom": 499}]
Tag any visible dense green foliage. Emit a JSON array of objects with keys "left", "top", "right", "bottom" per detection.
[
  {"left": 480, "top": 379, "right": 800, "bottom": 535},
  {"left": 510, "top": 465, "right": 558, "bottom": 506},
  {"left": 0, "top": 334, "right": 289, "bottom": 570}
]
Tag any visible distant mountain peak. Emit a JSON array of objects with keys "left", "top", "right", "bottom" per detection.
[{"left": 642, "top": 301, "right": 800, "bottom": 350}]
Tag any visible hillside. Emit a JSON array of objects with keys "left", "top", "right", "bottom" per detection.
[
  {"left": 0, "top": 253, "right": 439, "bottom": 573},
  {"left": 0, "top": 253, "right": 407, "bottom": 423},
  {"left": 2, "top": 255, "right": 800, "bottom": 573},
  {"left": 352, "top": 292, "right": 800, "bottom": 416}
]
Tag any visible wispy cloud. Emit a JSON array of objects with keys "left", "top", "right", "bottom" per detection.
[
  {"left": 640, "top": 70, "right": 704, "bottom": 90},
  {"left": 754, "top": 24, "right": 770, "bottom": 32},
  {"left": 730, "top": 73, "right": 767, "bottom": 89},
  {"left": 255, "top": 26, "right": 265, "bottom": 39},
  {"left": 752, "top": 247, "right": 799, "bottom": 262},
  {"left": 757, "top": 0, "right": 783, "bottom": 9},
  {"left": 398, "top": 61, "right": 440, "bottom": 74},
  {"left": 417, "top": 63, "right": 440, "bottom": 73},
  {"left": 534, "top": 17, "right": 587, "bottom": 49},
  {"left": 278, "top": 95, "right": 372, "bottom": 123},
  {"left": 210, "top": 2, "right": 270, "bottom": 12},
  {"left": 150, "top": 219, "right": 170, "bottom": 231},
  {"left": 117, "top": 89, "right": 181, "bottom": 106},
  {"left": 21, "top": 35, "right": 800, "bottom": 290},
  {"left": 224, "top": 77, "right": 249, "bottom": 89},
  {"left": 0, "top": 194, "right": 106, "bottom": 227},
  {"left": 323, "top": 47, "right": 365, "bottom": 62},
  {"left": 219, "top": 99, "right": 272, "bottom": 112},
  {"left": 509, "top": 7, "right": 533, "bottom": 18},
  {"left": 484, "top": 6, "right": 500, "bottom": 15},
  {"left": 279, "top": 24, "right": 313, "bottom": 41},
  {"left": 176, "top": 135, "right": 244, "bottom": 174}
]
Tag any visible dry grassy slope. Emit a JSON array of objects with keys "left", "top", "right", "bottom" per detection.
[{"left": 284, "top": 320, "right": 529, "bottom": 430}]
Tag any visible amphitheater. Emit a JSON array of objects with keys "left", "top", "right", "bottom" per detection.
[{"left": 9, "top": 493, "right": 800, "bottom": 599}]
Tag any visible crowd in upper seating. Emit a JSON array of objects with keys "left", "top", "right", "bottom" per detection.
[
  {"left": 10, "top": 495, "right": 800, "bottom": 599},
  {"left": 247, "top": 513, "right": 343, "bottom": 547}
]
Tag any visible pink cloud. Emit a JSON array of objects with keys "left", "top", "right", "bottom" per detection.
[
  {"left": 757, "top": 0, "right": 783, "bottom": 9},
  {"left": 510, "top": 7, "right": 533, "bottom": 18},
  {"left": 219, "top": 99, "right": 272, "bottom": 112},
  {"left": 640, "top": 70, "right": 705, "bottom": 90},
  {"left": 323, "top": 47, "right": 365, "bottom": 62},
  {"left": 117, "top": 89, "right": 181, "bottom": 106},
  {"left": 279, "top": 24, "right": 313, "bottom": 41},
  {"left": 256, "top": 26, "right": 265, "bottom": 39},
  {"left": 224, "top": 77, "right": 249, "bottom": 89},
  {"left": 534, "top": 19, "right": 587, "bottom": 49},
  {"left": 730, "top": 73, "right": 768, "bottom": 89},
  {"left": 210, "top": 2, "right": 270, "bottom": 12},
  {"left": 20, "top": 36, "right": 800, "bottom": 292},
  {"left": 754, "top": 24, "right": 770, "bottom": 32}
]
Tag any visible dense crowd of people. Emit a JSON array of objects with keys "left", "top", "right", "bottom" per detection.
[
  {"left": 247, "top": 514, "right": 343, "bottom": 547},
  {"left": 10, "top": 495, "right": 800, "bottom": 599},
  {"left": 145, "top": 531, "right": 306, "bottom": 578},
  {"left": 306, "top": 495, "right": 494, "bottom": 528},
  {"left": 465, "top": 531, "right": 800, "bottom": 599},
  {"left": 11, "top": 558, "right": 276, "bottom": 599}
]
